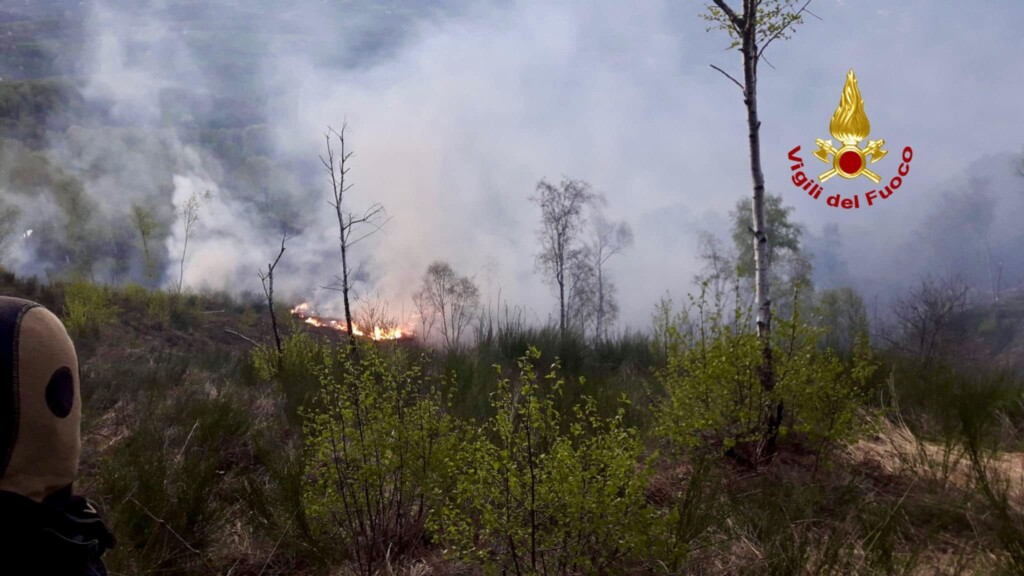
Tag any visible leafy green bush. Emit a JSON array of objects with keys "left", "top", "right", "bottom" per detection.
[
  {"left": 119, "top": 282, "right": 150, "bottom": 310},
  {"left": 144, "top": 289, "right": 202, "bottom": 330},
  {"left": 251, "top": 332, "right": 332, "bottom": 422},
  {"left": 439, "top": 346, "right": 660, "bottom": 574},
  {"left": 655, "top": 291, "right": 764, "bottom": 453},
  {"left": 62, "top": 279, "right": 116, "bottom": 340},
  {"left": 301, "top": 344, "right": 460, "bottom": 575},
  {"left": 775, "top": 312, "right": 877, "bottom": 452},
  {"left": 656, "top": 289, "right": 877, "bottom": 456}
]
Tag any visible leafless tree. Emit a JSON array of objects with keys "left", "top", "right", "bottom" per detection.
[
  {"left": 884, "top": 275, "right": 971, "bottom": 369},
  {"left": 565, "top": 250, "right": 597, "bottom": 335},
  {"left": 418, "top": 261, "right": 480, "bottom": 352},
  {"left": 412, "top": 286, "right": 436, "bottom": 343},
  {"left": 531, "top": 177, "right": 597, "bottom": 335},
  {"left": 585, "top": 214, "right": 633, "bottom": 341},
  {"left": 321, "top": 122, "right": 389, "bottom": 341},
  {"left": 175, "top": 190, "right": 211, "bottom": 293},
  {"left": 258, "top": 233, "right": 288, "bottom": 361},
  {"left": 356, "top": 292, "right": 401, "bottom": 337},
  {"left": 695, "top": 230, "right": 737, "bottom": 308},
  {"left": 703, "top": 0, "right": 817, "bottom": 458}
]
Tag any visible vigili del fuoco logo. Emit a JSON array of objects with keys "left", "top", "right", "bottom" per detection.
[{"left": 787, "top": 69, "right": 913, "bottom": 210}]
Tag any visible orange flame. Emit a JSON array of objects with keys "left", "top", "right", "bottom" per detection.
[{"left": 291, "top": 302, "right": 409, "bottom": 341}]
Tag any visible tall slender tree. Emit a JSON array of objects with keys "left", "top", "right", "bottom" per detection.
[
  {"left": 531, "top": 178, "right": 596, "bottom": 335},
  {"left": 258, "top": 233, "right": 288, "bottom": 363},
  {"left": 702, "top": 0, "right": 816, "bottom": 458},
  {"left": 321, "top": 123, "right": 389, "bottom": 342},
  {"left": 174, "top": 190, "right": 210, "bottom": 293},
  {"left": 585, "top": 214, "right": 633, "bottom": 341},
  {"left": 417, "top": 261, "right": 480, "bottom": 352},
  {"left": 130, "top": 203, "right": 158, "bottom": 281}
]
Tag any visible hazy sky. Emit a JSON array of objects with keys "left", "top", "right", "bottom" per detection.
[{"left": 13, "top": 0, "right": 1024, "bottom": 330}]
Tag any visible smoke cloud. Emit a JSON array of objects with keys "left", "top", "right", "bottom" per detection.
[{"left": 1, "top": 0, "right": 1022, "bottom": 331}]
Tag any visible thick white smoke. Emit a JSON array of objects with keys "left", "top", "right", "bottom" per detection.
[{"left": 2, "top": 0, "right": 1023, "bottom": 332}]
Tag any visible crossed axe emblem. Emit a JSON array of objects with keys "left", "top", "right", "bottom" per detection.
[{"left": 813, "top": 138, "right": 887, "bottom": 184}]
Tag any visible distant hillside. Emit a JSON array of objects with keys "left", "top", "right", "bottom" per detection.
[{"left": 0, "top": 0, "right": 85, "bottom": 81}]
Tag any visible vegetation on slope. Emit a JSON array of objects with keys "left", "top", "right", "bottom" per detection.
[{"left": 3, "top": 268, "right": 1022, "bottom": 575}]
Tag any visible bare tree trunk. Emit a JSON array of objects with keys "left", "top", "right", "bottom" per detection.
[
  {"left": 706, "top": 7, "right": 814, "bottom": 425},
  {"left": 558, "top": 273, "right": 565, "bottom": 333},
  {"left": 710, "top": 0, "right": 816, "bottom": 460},
  {"left": 595, "top": 265, "right": 604, "bottom": 341},
  {"left": 175, "top": 191, "right": 208, "bottom": 294},
  {"left": 178, "top": 229, "right": 189, "bottom": 294},
  {"left": 341, "top": 238, "right": 354, "bottom": 337},
  {"left": 269, "top": 277, "right": 281, "bottom": 357},
  {"left": 140, "top": 234, "right": 152, "bottom": 279},
  {"left": 982, "top": 240, "right": 1000, "bottom": 303},
  {"left": 321, "top": 124, "right": 388, "bottom": 348},
  {"left": 259, "top": 234, "right": 288, "bottom": 364},
  {"left": 739, "top": 16, "right": 779, "bottom": 452}
]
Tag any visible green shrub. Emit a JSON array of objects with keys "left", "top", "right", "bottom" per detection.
[
  {"left": 655, "top": 288, "right": 877, "bottom": 457},
  {"left": 145, "top": 289, "right": 202, "bottom": 330},
  {"left": 146, "top": 289, "right": 172, "bottom": 325},
  {"left": 440, "top": 346, "right": 660, "bottom": 574},
  {"left": 62, "top": 279, "right": 116, "bottom": 340},
  {"left": 655, "top": 290, "right": 764, "bottom": 453},
  {"left": 119, "top": 282, "right": 150, "bottom": 311},
  {"left": 775, "top": 313, "right": 877, "bottom": 453},
  {"left": 301, "top": 343, "right": 460, "bottom": 575},
  {"left": 251, "top": 332, "right": 332, "bottom": 422}
]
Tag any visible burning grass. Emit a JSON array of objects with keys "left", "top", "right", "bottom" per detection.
[{"left": 291, "top": 301, "right": 413, "bottom": 341}]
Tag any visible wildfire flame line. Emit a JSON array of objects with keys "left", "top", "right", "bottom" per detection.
[{"left": 290, "top": 302, "right": 409, "bottom": 341}]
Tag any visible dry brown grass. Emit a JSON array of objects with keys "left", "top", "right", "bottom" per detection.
[{"left": 848, "top": 417, "right": 1024, "bottom": 506}]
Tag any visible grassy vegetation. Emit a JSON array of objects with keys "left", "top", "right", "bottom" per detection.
[{"left": 2, "top": 267, "right": 1024, "bottom": 575}]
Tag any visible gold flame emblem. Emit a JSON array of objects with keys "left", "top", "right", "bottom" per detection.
[{"left": 813, "top": 69, "right": 887, "bottom": 183}]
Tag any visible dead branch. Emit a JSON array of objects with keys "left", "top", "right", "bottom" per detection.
[
  {"left": 224, "top": 329, "right": 259, "bottom": 346},
  {"left": 710, "top": 64, "right": 745, "bottom": 91},
  {"left": 128, "top": 496, "right": 216, "bottom": 573}
]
